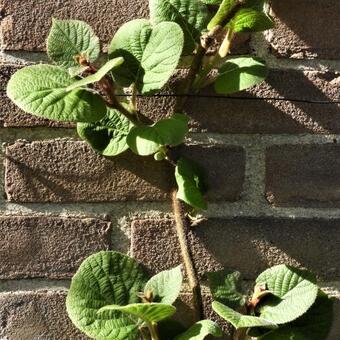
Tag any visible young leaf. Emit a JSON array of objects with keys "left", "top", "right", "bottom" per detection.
[
  {"left": 127, "top": 114, "right": 189, "bottom": 156},
  {"left": 259, "top": 293, "right": 334, "bottom": 340},
  {"left": 98, "top": 303, "right": 176, "bottom": 323},
  {"left": 207, "top": 0, "right": 238, "bottom": 30},
  {"left": 144, "top": 266, "right": 183, "bottom": 305},
  {"left": 66, "top": 57, "right": 124, "bottom": 91},
  {"left": 7, "top": 64, "right": 106, "bottom": 122},
  {"left": 66, "top": 251, "right": 148, "bottom": 340},
  {"left": 109, "top": 19, "right": 184, "bottom": 94},
  {"left": 207, "top": 270, "right": 247, "bottom": 309},
  {"left": 255, "top": 265, "right": 319, "bottom": 325},
  {"left": 47, "top": 19, "right": 100, "bottom": 68},
  {"left": 77, "top": 107, "right": 133, "bottom": 156},
  {"left": 68, "top": 65, "right": 89, "bottom": 78},
  {"left": 175, "top": 157, "right": 207, "bottom": 210},
  {"left": 149, "top": 0, "right": 210, "bottom": 55},
  {"left": 214, "top": 56, "right": 268, "bottom": 94},
  {"left": 212, "top": 301, "right": 277, "bottom": 329},
  {"left": 174, "top": 320, "right": 223, "bottom": 340},
  {"left": 228, "top": 8, "right": 274, "bottom": 32}
]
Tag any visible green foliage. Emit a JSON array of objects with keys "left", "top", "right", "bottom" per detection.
[
  {"left": 144, "top": 265, "right": 183, "bottom": 304},
  {"left": 200, "top": 0, "right": 222, "bottom": 4},
  {"left": 175, "top": 157, "right": 208, "bottom": 210},
  {"left": 214, "top": 56, "right": 268, "bottom": 94},
  {"left": 77, "top": 107, "right": 133, "bottom": 156},
  {"left": 7, "top": 64, "right": 106, "bottom": 122},
  {"left": 149, "top": 0, "right": 210, "bottom": 55},
  {"left": 175, "top": 320, "right": 223, "bottom": 339},
  {"left": 208, "top": 0, "right": 238, "bottom": 29},
  {"left": 127, "top": 114, "right": 189, "bottom": 156},
  {"left": 207, "top": 270, "right": 246, "bottom": 309},
  {"left": 47, "top": 18, "right": 100, "bottom": 68},
  {"left": 109, "top": 19, "right": 184, "bottom": 94},
  {"left": 66, "top": 251, "right": 148, "bottom": 340}
]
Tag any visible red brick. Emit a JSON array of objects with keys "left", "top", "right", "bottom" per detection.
[
  {"left": 0, "top": 216, "right": 111, "bottom": 279},
  {"left": 267, "top": 0, "right": 340, "bottom": 59},
  {"left": 5, "top": 140, "right": 245, "bottom": 203},
  {"left": 131, "top": 218, "right": 340, "bottom": 280},
  {"left": 0, "top": 291, "right": 87, "bottom": 339},
  {"left": 266, "top": 144, "right": 340, "bottom": 207}
]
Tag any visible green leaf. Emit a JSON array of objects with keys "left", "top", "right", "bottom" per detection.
[
  {"left": 149, "top": 0, "right": 210, "bottom": 55},
  {"left": 47, "top": 18, "right": 100, "bottom": 68},
  {"left": 207, "top": 270, "right": 247, "bottom": 309},
  {"left": 214, "top": 56, "right": 268, "bottom": 94},
  {"left": 98, "top": 303, "right": 176, "bottom": 323},
  {"left": 66, "top": 57, "right": 124, "bottom": 91},
  {"left": 200, "top": 0, "right": 222, "bottom": 4},
  {"left": 68, "top": 65, "right": 89, "bottom": 77},
  {"left": 127, "top": 114, "right": 189, "bottom": 156},
  {"left": 260, "top": 293, "right": 334, "bottom": 340},
  {"left": 109, "top": 19, "right": 184, "bottom": 94},
  {"left": 212, "top": 301, "right": 277, "bottom": 329},
  {"left": 175, "top": 157, "right": 207, "bottom": 210},
  {"left": 175, "top": 320, "right": 223, "bottom": 340},
  {"left": 66, "top": 251, "right": 148, "bottom": 340},
  {"left": 7, "top": 64, "right": 106, "bottom": 122},
  {"left": 229, "top": 8, "right": 274, "bottom": 32},
  {"left": 77, "top": 107, "right": 133, "bottom": 156},
  {"left": 255, "top": 265, "right": 319, "bottom": 325},
  {"left": 144, "top": 266, "right": 183, "bottom": 305},
  {"left": 207, "top": 0, "right": 238, "bottom": 30}
]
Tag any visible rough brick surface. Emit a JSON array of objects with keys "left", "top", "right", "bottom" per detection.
[
  {"left": 0, "top": 0, "right": 149, "bottom": 51},
  {"left": 131, "top": 218, "right": 340, "bottom": 280},
  {"left": 5, "top": 140, "right": 245, "bottom": 203},
  {"left": 0, "top": 291, "right": 87, "bottom": 339},
  {"left": 0, "top": 216, "right": 111, "bottom": 279},
  {"left": 266, "top": 144, "right": 340, "bottom": 207},
  {"left": 138, "top": 69, "right": 340, "bottom": 134},
  {"left": 267, "top": 0, "right": 340, "bottom": 59}
]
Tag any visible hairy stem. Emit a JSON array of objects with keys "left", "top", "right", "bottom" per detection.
[
  {"left": 172, "top": 191, "right": 203, "bottom": 321},
  {"left": 146, "top": 322, "right": 159, "bottom": 340},
  {"left": 233, "top": 328, "right": 249, "bottom": 340}
]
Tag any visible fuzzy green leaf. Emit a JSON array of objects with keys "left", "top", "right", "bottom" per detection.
[
  {"left": 77, "top": 107, "right": 133, "bottom": 156},
  {"left": 144, "top": 266, "right": 183, "bottom": 305},
  {"left": 98, "top": 303, "right": 176, "bottom": 323},
  {"left": 207, "top": 0, "right": 238, "bottom": 29},
  {"left": 229, "top": 8, "right": 274, "bottom": 32},
  {"left": 109, "top": 19, "right": 184, "bottom": 94},
  {"left": 200, "top": 0, "right": 222, "bottom": 4},
  {"left": 149, "top": 0, "right": 210, "bottom": 55},
  {"left": 175, "top": 157, "right": 207, "bottom": 210},
  {"left": 214, "top": 56, "right": 267, "bottom": 94},
  {"left": 66, "top": 57, "right": 124, "bottom": 91},
  {"left": 66, "top": 251, "right": 148, "bottom": 340},
  {"left": 259, "top": 292, "right": 334, "bottom": 340},
  {"left": 47, "top": 19, "right": 100, "bottom": 68},
  {"left": 207, "top": 270, "right": 246, "bottom": 309},
  {"left": 175, "top": 320, "right": 223, "bottom": 340},
  {"left": 212, "top": 301, "right": 277, "bottom": 329},
  {"left": 7, "top": 64, "right": 106, "bottom": 122},
  {"left": 127, "top": 114, "right": 189, "bottom": 156},
  {"left": 256, "top": 265, "right": 319, "bottom": 325},
  {"left": 68, "top": 65, "right": 89, "bottom": 77}
]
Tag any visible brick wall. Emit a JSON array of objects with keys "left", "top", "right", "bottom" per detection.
[{"left": 0, "top": 0, "right": 340, "bottom": 339}]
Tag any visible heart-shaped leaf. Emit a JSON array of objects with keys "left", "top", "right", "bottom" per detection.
[
  {"left": 7, "top": 64, "right": 106, "bottom": 122},
  {"left": 47, "top": 19, "right": 100, "bottom": 68},
  {"left": 77, "top": 107, "right": 133, "bottom": 156},
  {"left": 66, "top": 251, "right": 148, "bottom": 340},
  {"left": 127, "top": 114, "right": 189, "bottom": 156},
  {"left": 208, "top": 0, "right": 238, "bottom": 29},
  {"left": 98, "top": 303, "right": 176, "bottom": 323},
  {"left": 66, "top": 57, "right": 124, "bottom": 91},
  {"left": 175, "top": 320, "right": 223, "bottom": 340},
  {"left": 207, "top": 270, "right": 247, "bottom": 309},
  {"left": 212, "top": 301, "right": 277, "bottom": 329},
  {"left": 214, "top": 56, "right": 268, "bottom": 94},
  {"left": 144, "top": 266, "right": 183, "bottom": 305},
  {"left": 175, "top": 157, "right": 207, "bottom": 210},
  {"left": 255, "top": 265, "right": 319, "bottom": 325},
  {"left": 149, "top": 0, "right": 210, "bottom": 55},
  {"left": 109, "top": 19, "right": 184, "bottom": 94}
]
